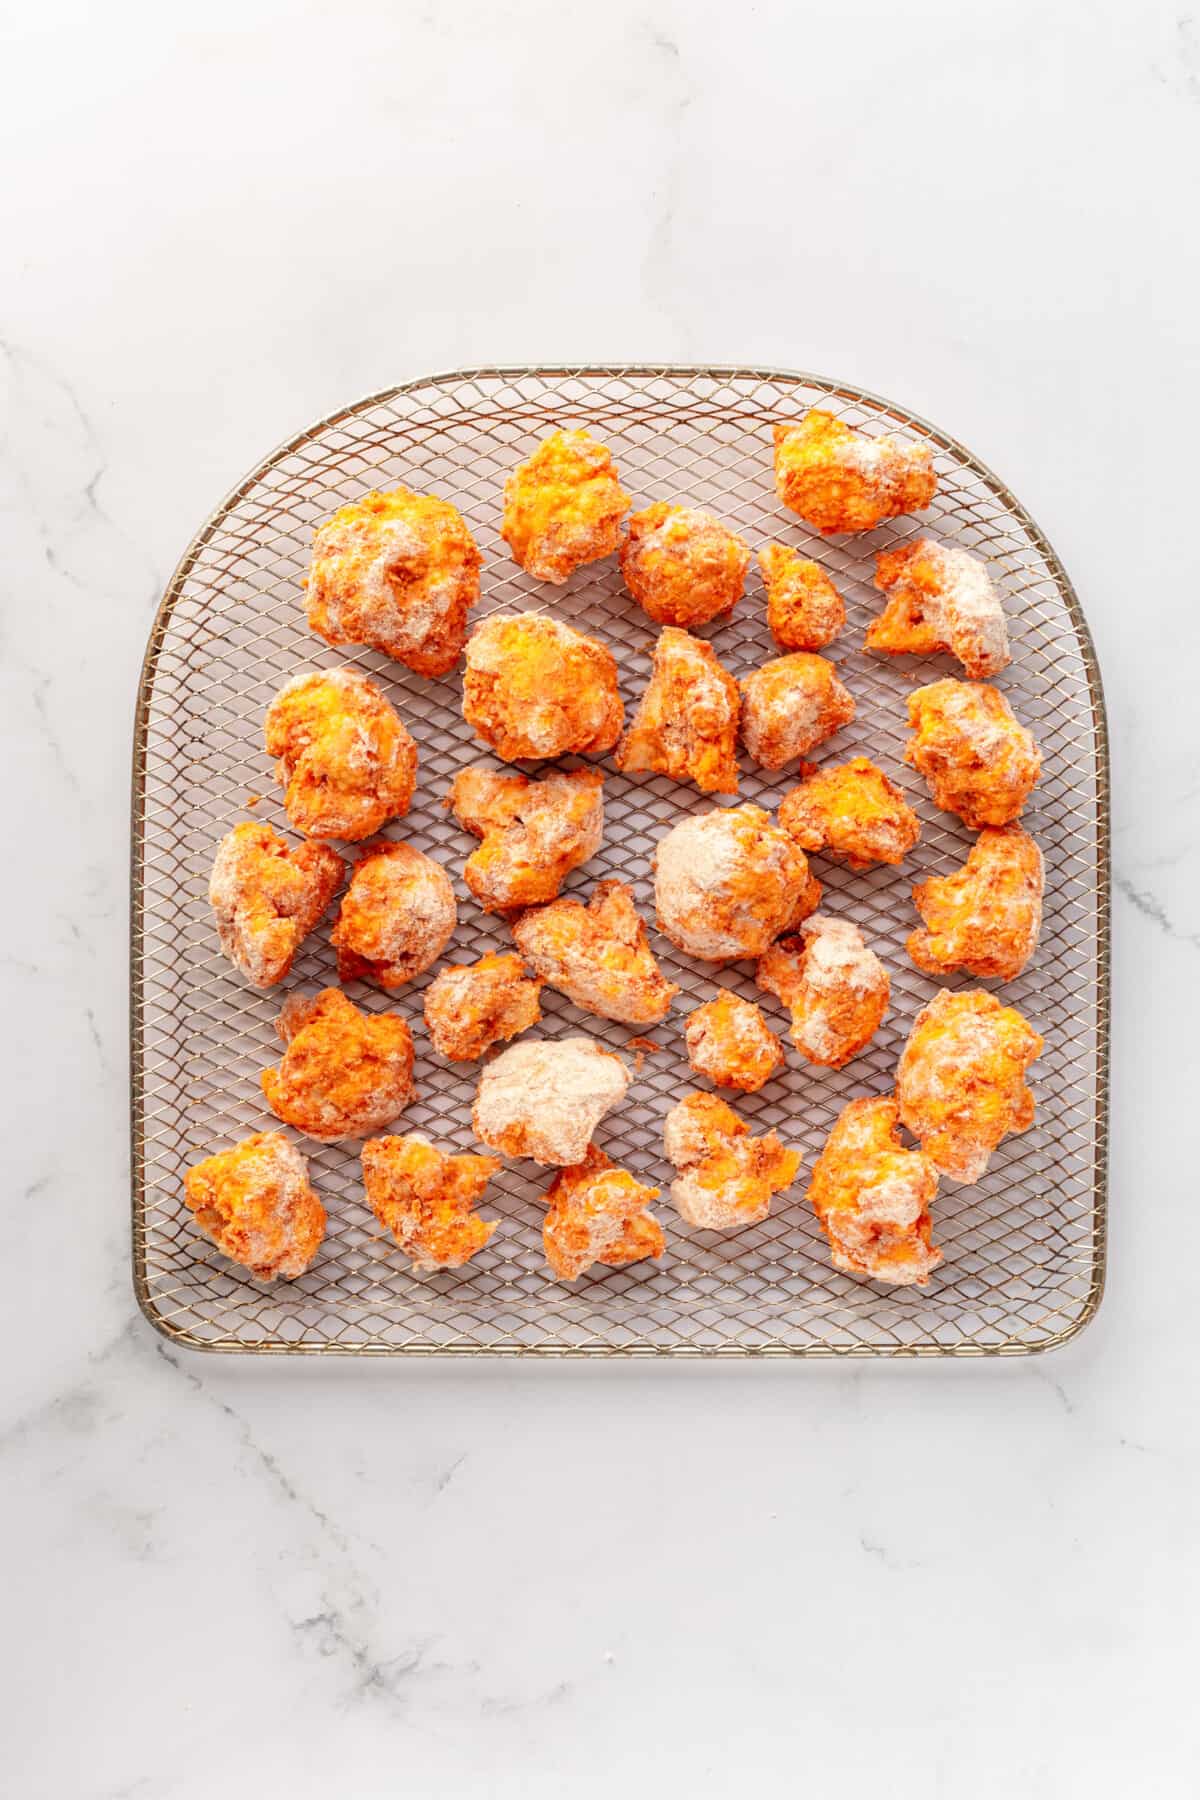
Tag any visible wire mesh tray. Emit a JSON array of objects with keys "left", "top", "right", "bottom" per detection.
[{"left": 131, "top": 365, "right": 1109, "bottom": 1356}]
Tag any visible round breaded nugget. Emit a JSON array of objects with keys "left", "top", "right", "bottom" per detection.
[
  {"left": 542, "top": 1145, "right": 664, "bottom": 1283},
  {"left": 867, "top": 538, "right": 1009, "bottom": 680},
  {"left": 663, "top": 1092, "right": 801, "bottom": 1231},
  {"left": 473, "top": 1036, "right": 630, "bottom": 1166},
  {"left": 778, "top": 756, "right": 921, "bottom": 872},
  {"left": 654, "top": 804, "right": 821, "bottom": 962},
  {"left": 361, "top": 1134, "right": 501, "bottom": 1272},
  {"left": 758, "top": 544, "right": 846, "bottom": 651},
  {"left": 808, "top": 1098, "right": 942, "bottom": 1288},
  {"left": 209, "top": 820, "right": 343, "bottom": 988},
  {"left": 306, "top": 487, "right": 481, "bottom": 677},
  {"left": 264, "top": 668, "right": 417, "bottom": 842},
  {"left": 446, "top": 765, "right": 604, "bottom": 914},
  {"left": 908, "top": 825, "right": 1043, "bottom": 982},
  {"left": 462, "top": 613, "right": 622, "bottom": 761},
  {"left": 756, "top": 915, "right": 890, "bottom": 1069},
  {"left": 184, "top": 1132, "right": 325, "bottom": 1280},
  {"left": 620, "top": 503, "right": 750, "bottom": 629},
  {"left": 331, "top": 841, "right": 457, "bottom": 989},
  {"left": 905, "top": 679, "right": 1041, "bottom": 829},
  {"left": 614, "top": 627, "right": 740, "bottom": 796},
  {"left": 512, "top": 879, "right": 678, "bottom": 1026},
  {"left": 423, "top": 951, "right": 543, "bottom": 1062},
  {"left": 501, "top": 429, "right": 629, "bottom": 583},
  {"left": 684, "top": 992, "right": 785, "bottom": 1093},
  {"left": 896, "top": 988, "right": 1043, "bottom": 1184},
  {"left": 773, "top": 409, "right": 937, "bottom": 535},
  {"left": 261, "top": 988, "right": 416, "bottom": 1143},
  {"left": 739, "top": 653, "right": 855, "bottom": 771}
]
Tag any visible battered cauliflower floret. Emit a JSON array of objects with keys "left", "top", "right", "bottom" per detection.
[
  {"left": 758, "top": 543, "right": 846, "bottom": 651},
  {"left": 423, "top": 951, "right": 543, "bottom": 1061},
  {"left": 501, "top": 429, "right": 629, "bottom": 583},
  {"left": 808, "top": 1097, "right": 942, "bottom": 1287},
  {"left": 756, "top": 914, "right": 890, "bottom": 1068},
  {"left": 330, "top": 841, "right": 457, "bottom": 989},
  {"left": 447, "top": 765, "right": 603, "bottom": 914},
  {"left": 739, "top": 653, "right": 856, "bottom": 771},
  {"left": 905, "top": 679, "right": 1042, "bottom": 829},
  {"left": 512, "top": 880, "right": 678, "bottom": 1026},
  {"left": 261, "top": 987, "right": 416, "bottom": 1143},
  {"left": 909, "top": 825, "right": 1043, "bottom": 982},
  {"left": 614, "top": 627, "right": 740, "bottom": 795},
  {"left": 773, "top": 409, "right": 937, "bottom": 535},
  {"left": 684, "top": 992, "right": 785, "bottom": 1093},
  {"left": 542, "top": 1144, "right": 664, "bottom": 1282},
  {"left": 462, "top": 613, "right": 623, "bottom": 761},
  {"left": 183, "top": 1132, "right": 325, "bottom": 1280},
  {"left": 209, "top": 820, "right": 343, "bottom": 987},
  {"left": 305, "top": 487, "right": 481, "bottom": 678},
  {"left": 778, "top": 756, "right": 921, "bottom": 871},
  {"left": 896, "top": 987, "right": 1043, "bottom": 1184},
  {"left": 654, "top": 804, "right": 821, "bottom": 962},
  {"left": 472, "top": 1036, "right": 630, "bottom": 1166},
  {"left": 663, "top": 1092, "right": 801, "bottom": 1231},
  {"left": 867, "top": 539, "right": 1010, "bottom": 679},
  {"left": 620, "top": 502, "right": 750, "bottom": 629},
  {"left": 361, "top": 1134, "right": 501, "bottom": 1272},
  {"left": 264, "top": 668, "right": 418, "bottom": 842}
]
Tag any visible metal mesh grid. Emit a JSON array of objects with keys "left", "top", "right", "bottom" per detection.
[{"left": 131, "top": 366, "right": 1109, "bottom": 1356}]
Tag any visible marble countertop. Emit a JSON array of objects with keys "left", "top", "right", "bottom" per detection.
[{"left": 3, "top": 1, "right": 1198, "bottom": 1793}]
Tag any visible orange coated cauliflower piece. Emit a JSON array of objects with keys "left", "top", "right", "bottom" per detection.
[
  {"left": 905, "top": 679, "right": 1041, "bottom": 829},
  {"left": 620, "top": 502, "right": 750, "bottom": 629},
  {"left": 261, "top": 988, "right": 416, "bottom": 1143},
  {"left": 773, "top": 408, "right": 937, "bottom": 535},
  {"left": 447, "top": 765, "right": 603, "bottom": 914},
  {"left": 423, "top": 951, "right": 543, "bottom": 1061},
  {"left": 209, "top": 820, "right": 343, "bottom": 987},
  {"left": 684, "top": 992, "right": 785, "bottom": 1092},
  {"left": 512, "top": 879, "right": 678, "bottom": 1026},
  {"left": 361, "top": 1133, "right": 501, "bottom": 1272},
  {"left": 758, "top": 543, "right": 846, "bottom": 651},
  {"left": 663, "top": 1092, "right": 801, "bottom": 1231},
  {"left": 654, "top": 804, "right": 821, "bottom": 962},
  {"left": 305, "top": 487, "right": 481, "bottom": 677},
  {"left": 501, "top": 429, "right": 629, "bottom": 583},
  {"left": 462, "top": 612, "right": 622, "bottom": 761},
  {"left": 909, "top": 825, "right": 1043, "bottom": 982},
  {"left": 542, "top": 1144, "right": 664, "bottom": 1282},
  {"left": 183, "top": 1132, "right": 325, "bottom": 1280},
  {"left": 778, "top": 756, "right": 921, "bottom": 871},
  {"left": 739, "top": 652, "right": 855, "bottom": 771},
  {"left": 757, "top": 914, "right": 890, "bottom": 1068},
  {"left": 867, "top": 538, "right": 1010, "bottom": 679},
  {"left": 896, "top": 988, "right": 1043, "bottom": 1183},
  {"left": 330, "top": 841, "right": 457, "bottom": 989},
  {"left": 264, "top": 668, "right": 417, "bottom": 842},
  {"left": 473, "top": 1036, "right": 631, "bottom": 1166},
  {"left": 614, "top": 627, "right": 740, "bottom": 795},
  {"left": 808, "top": 1097, "right": 942, "bottom": 1287}
]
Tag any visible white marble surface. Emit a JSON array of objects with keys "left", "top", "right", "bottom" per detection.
[{"left": 2, "top": 0, "right": 1197, "bottom": 1792}]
